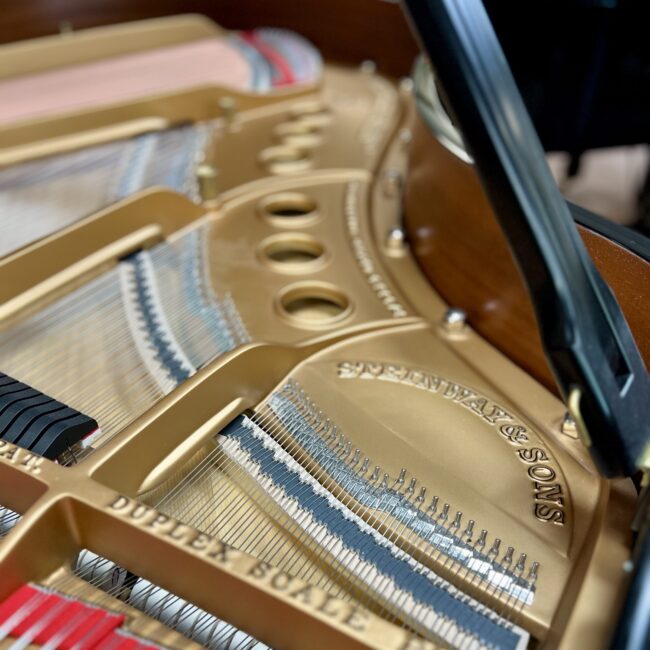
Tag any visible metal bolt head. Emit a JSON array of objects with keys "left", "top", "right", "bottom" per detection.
[
  {"left": 385, "top": 227, "right": 405, "bottom": 252},
  {"left": 442, "top": 308, "right": 467, "bottom": 332},
  {"left": 560, "top": 412, "right": 578, "bottom": 438}
]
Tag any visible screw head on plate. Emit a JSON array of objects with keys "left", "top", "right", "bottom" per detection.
[
  {"left": 442, "top": 308, "right": 467, "bottom": 332},
  {"left": 385, "top": 227, "right": 405, "bottom": 252}
]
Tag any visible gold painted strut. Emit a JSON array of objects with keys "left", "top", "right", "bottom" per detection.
[
  {"left": 0, "top": 439, "right": 437, "bottom": 650},
  {"left": 0, "top": 15, "right": 638, "bottom": 649}
]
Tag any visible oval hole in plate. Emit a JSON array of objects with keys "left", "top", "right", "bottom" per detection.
[
  {"left": 293, "top": 113, "right": 332, "bottom": 129},
  {"left": 289, "top": 100, "right": 330, "bottom": 117},
  {"left": 274, "top": 122, "right": 323, "bottom": 148},
  {"left": 278, "top": 283, "right": 351, "bottom": 328},
  {"left": 258, "top": 145, "right": 312, "bottom": 174},
  {"left": 261, "top": 234, "right": 326, "bottom": 271},
  {"left": 275, "top": 121, "right": 320, "bottom": 136},
  {"left": 259, "top": 193, "right": 319, "bottom": 226}
]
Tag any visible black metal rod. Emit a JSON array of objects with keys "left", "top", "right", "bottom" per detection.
[
  {"left": 402, "top": 0, "right": 650, "bottom": 477},
  {"left": 610, "top": 528, "right": 650, "bottom": 650}
]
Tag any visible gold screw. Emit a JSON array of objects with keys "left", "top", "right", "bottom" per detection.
[
  {"left": 567, "top": 388, "right": 592, "bottom": 448},
  {"left": 218, "top": 96, "right": 238, "bottom": 127},
  {"left": 196, "top": 164, "right": 219, "bottom": 201}
]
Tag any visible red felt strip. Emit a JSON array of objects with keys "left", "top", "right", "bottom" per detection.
[
  {"left": 11, "top": 591, "right": 60, "bottom": 636},
  {"left": 0, "top": 585, "right": 164, "bottom": 649},
  {"left": 241, "top": 30, "right": 295, "bottom": 86},
  {"left": 34, "top": 600, "right": 86, "bottom": 645},
  {"left": 61, "top": 608, "right": 124, "bottom": 650},
  {"left": 58, "top": 608, "right": 107, "bottom": 649},
  {"left": 94, "top": 631, "right": 134, "bottom": 650},
  {"left": 0, "top": 584, "right": 44, "bottom": 626}
]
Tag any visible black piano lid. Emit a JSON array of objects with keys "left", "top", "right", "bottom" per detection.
[{"left": 401, "top": 0, "right": 650, "bottom": 480}]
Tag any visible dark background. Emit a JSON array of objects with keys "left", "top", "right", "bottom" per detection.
[{"left": 0, "top": 0, "right": 648, "bottom": 167}]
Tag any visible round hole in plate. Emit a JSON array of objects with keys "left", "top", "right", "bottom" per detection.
[
  {"left": 258, "top": 145, "right": 312, "bottom": 175},
  {"left": 260, "top": 234, "right": 327, "bottom": 272},
  {"left": 259, "top": 192, "right": 319, "bottom": 226},
  {"left": 277, "top": 283, "right": 352, "bottom": 328}
]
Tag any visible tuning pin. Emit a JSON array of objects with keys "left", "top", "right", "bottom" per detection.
[
  {"left": 528, "top": 562, "right": 540, "bottom": 582},
  {"left": 439, "top": 503, "right": 450, "bottom": 522},
  {"left": 477, "top": 530, "right": 488, "bottom": 549},
  {"left": 516, "top": 553, "right": 527, "bottom": 573},
  {"left": 343, "top": 441, "right": 352, "bottom": 458},
  {"left": 370, "top": 466, "right": 381, "bottom": 482},
  {"left": 452, "top": 511, "right": 463, "bottom": 530},
  {"left": 381, "top": 473, "right": 390, "bottom": 489},
  {"left": 416, "top": 487, "right": 427, "bottom": 504},
  {"left": 305, "top": 397, "right": 314, "bottom": 418},
  {"left": 463, "top": 520, "right": 475, "bottom": 541},
  {"left": 405, "top": 477, "right": 417, "bottom": 497},
  {"left": 489, "top": 539, "right": 501, "bottom": 557},
  {"left": 503, "top": 547, "right": 515, "bottom": 566},
  {"left": 301, "top": 398, "right": 313, "bottom": 416},
  {"left": 397, "top": 469, "right": 407, "bottom": 486},
  {"left": 351, "top": 449, "right": 361, "bottom": 466},
  {"left": 428, "top": 496, "right": 439, "bottom": 516},
  {"left": 361, "top": 458, "right": 370, "bottom": 474}
]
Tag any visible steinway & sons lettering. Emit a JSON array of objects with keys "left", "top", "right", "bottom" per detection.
[{"left": 337, "top": 361, "right": 566, "bottom": 526}]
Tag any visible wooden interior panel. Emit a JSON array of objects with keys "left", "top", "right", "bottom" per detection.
[{"left": 404, "top": 111, "right": 650, "bottom": 392}]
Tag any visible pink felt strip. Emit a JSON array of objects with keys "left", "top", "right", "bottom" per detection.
[{"left": 0, "top": 38, "right": 252, "bottom": 125}]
